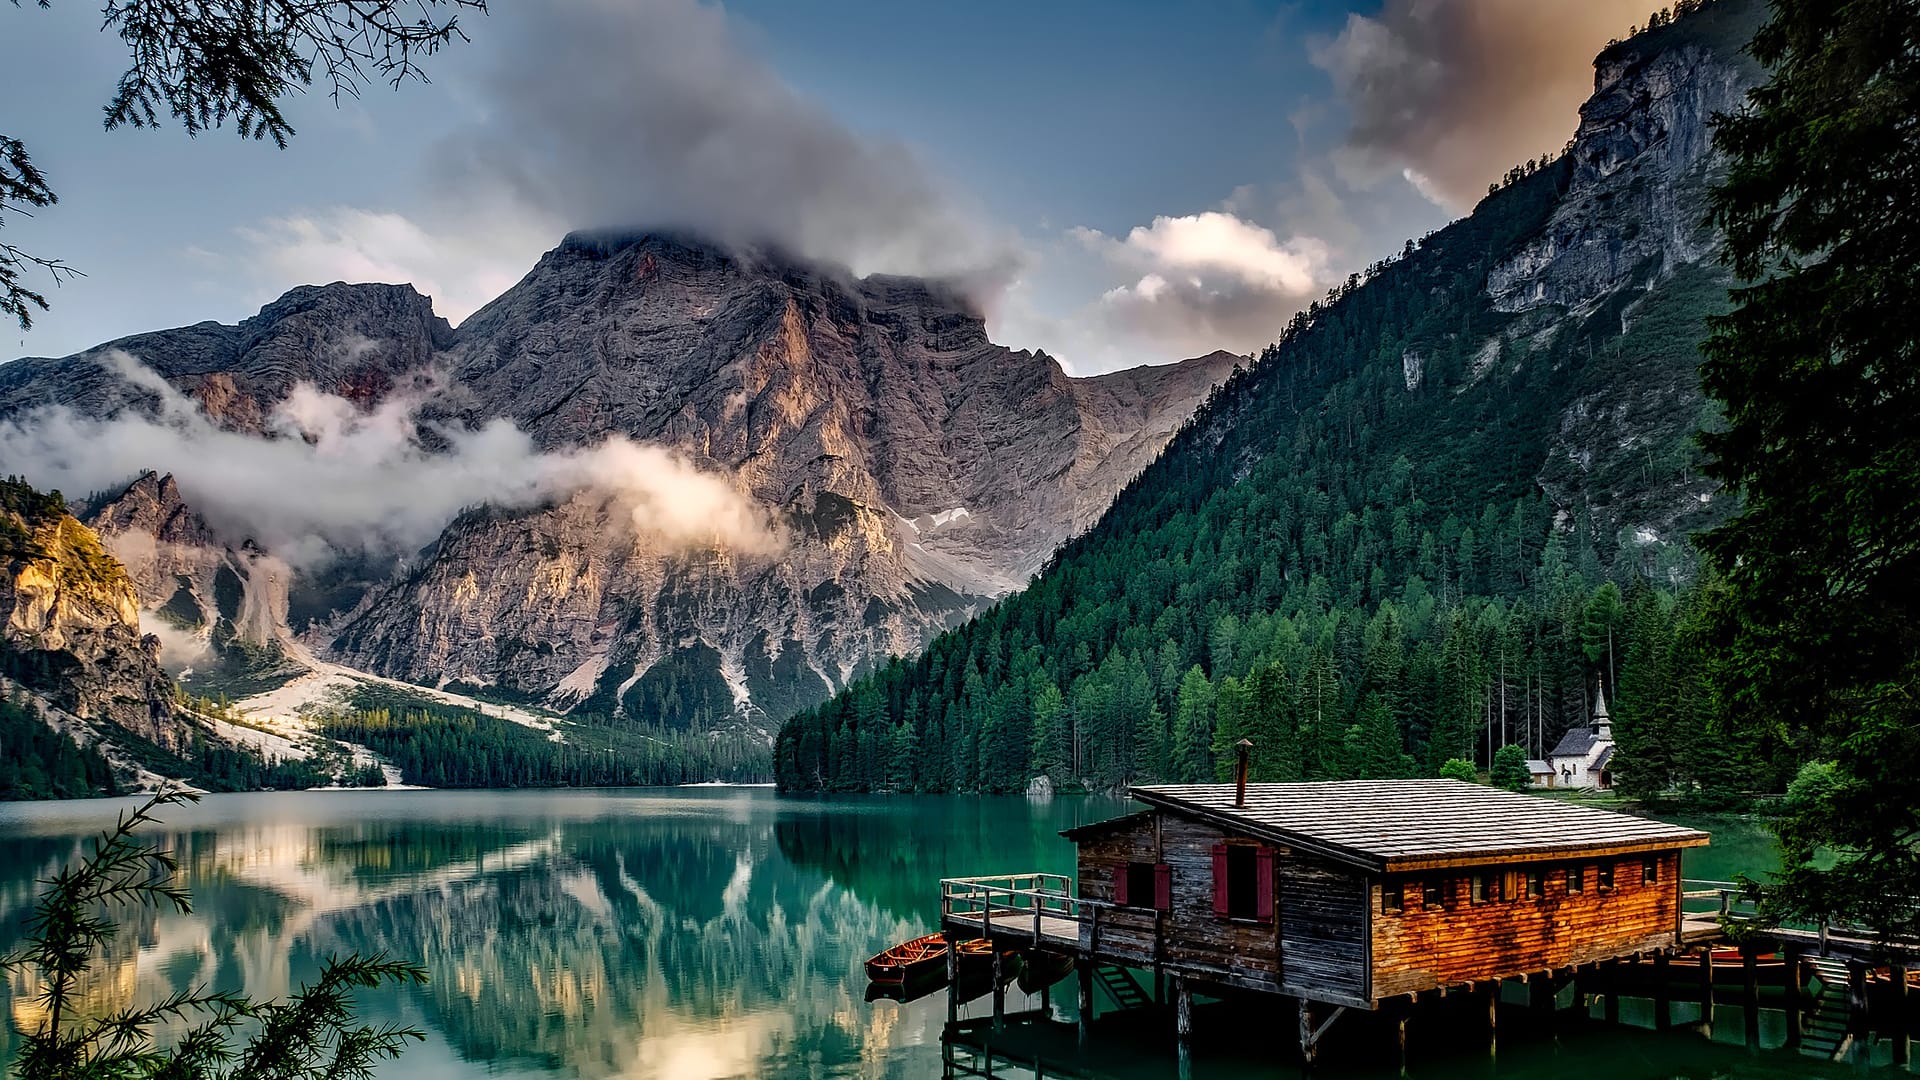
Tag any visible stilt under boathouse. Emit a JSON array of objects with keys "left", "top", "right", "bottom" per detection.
[{"left": 939, "top": 772, "right": 1714, "bottom": 1065}]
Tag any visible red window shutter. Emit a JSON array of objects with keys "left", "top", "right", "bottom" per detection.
[
  {"left": 1211, "top": 843, "right": 1230, "bottom": 916},
  {"left": 1113, "top": 864, "right": 1130, "bottom": 906},
  {"left": 1154, "top": 862, "right": 1172, "bottom": 912},
  {"left": 1255, "top": 847, "right": 1276, "bottom": 921}
]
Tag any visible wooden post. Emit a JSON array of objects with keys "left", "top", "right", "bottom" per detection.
[
  {"left": 1174, "top": 975, "right": 1193, "bottom": 1046},
  {"left": 947, "top": 938, "right": 961, "bottom": 1027},
  {"left": 992, "top": 948, "right": 1005, "bottom": 1030},
  {"left": 1299, "top": 998, "right": 1319, "bottom": 1069},
  {"left": 1741, "top": 945, "right": 1760, "bottom": 1047},
  {"left": 1892, "top": 961, "right": 1910, "bottom": 1067},
  {"left": 1654, "top": 952, "right": 1671, "bottom": 1031},
  {"left": 1395, "top": 1006, "right": 1410, "bottom": 1076},
  {"left": 1783, "top": 943, "right": 1804, "bottom": 1049},
  {"left": 1077, "top": 964, "right": 1094, "bottom": 1045},
  {"left": 1486, "top": 981, "right": 1500, "bottom": 1057},
  {"left": 1849, "top": 960, "right": 1869, "bottom": 1041}
]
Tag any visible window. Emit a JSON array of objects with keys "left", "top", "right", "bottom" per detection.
[
  {"left": 1526, "top": 869, "right": 1544, "bottom": 899},
  {"left": 1597, "top": 862, "right": 1615, "bottom": 892},
  {"left": 1472, "top": 873, "right": 1502, "bottom": 904},
  {"left": 1114, "top": 861, "right": 1170, "bottom": 911},
  {"left": 1642, "top": 857, "right": 1659, "bottom": 885},
  {"left": 1423, "top": 880, "right": 1444, "bottom": 909},
  {"left": 1211, "top": 843, "right": 1274, "bottom": 922},
  {"left": 1566, "top": 866, "right": 1584, "bottom": 894},
  {"left": 1383, "top": 881, "right": 1404, "bottom": 914}
]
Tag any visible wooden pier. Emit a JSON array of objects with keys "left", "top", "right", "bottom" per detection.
[{"left": 935, "top": 779, "right": 1920, "bottom": 1068}]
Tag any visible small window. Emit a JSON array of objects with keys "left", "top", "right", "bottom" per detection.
[
  {"left": 1472, "top": 873, "right": 1502, "bottom": 904},
  {"left": 1598, "top": 863, "right": 1615, "bottom": 892},
  {"left": 1383, "top": 881, "right": 1404, "bottom": 914},
  {"left": 1566, "top": 866, "right": 1585, "bottom": 894},
  {"left": 1211, "top": 844, "right": 1274, "bottom": 922},
  {"left": 1127, "top": 862, "right": 1157, "bottom": 907},
  {"left": 1526, "top": 870, "right": 1544, "bottom": 899},
  {"left": 1642, "top": 857, "right": 1659, "bottom": 885},
  {"left": 1423, "top": 879, "right": 1444, "bottom": 909},
  {"left": 1114, "top": 861, "right": 1170, "bottom": 911}
]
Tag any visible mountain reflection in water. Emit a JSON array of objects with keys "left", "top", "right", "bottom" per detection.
[
  {"left": 0, "top": 789, "right": 1112, "bottom": 1080},
  {"left": 0, "top": 789, "right": 1853, "bottom": 1079}
]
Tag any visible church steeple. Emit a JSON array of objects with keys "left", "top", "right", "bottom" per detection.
[{"left": 1593, "top": 684, "right": 1612, "bottom": 740}]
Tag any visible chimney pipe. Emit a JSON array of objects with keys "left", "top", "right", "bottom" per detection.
[{"left": 1234, "top": 739, "right": 1253, "bottom": 808}]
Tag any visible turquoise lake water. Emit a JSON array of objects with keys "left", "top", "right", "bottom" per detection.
[{"left": 0, "top": 788, "right": 1893, "bottom": 1078}]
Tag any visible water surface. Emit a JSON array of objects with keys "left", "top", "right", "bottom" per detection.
[{"left": 0, "top": 789, "right": 1881, "bottom": 1078}]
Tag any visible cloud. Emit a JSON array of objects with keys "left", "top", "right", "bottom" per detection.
[
  {"left": 233, "top": 206, "right": 556, "bottom": 324},
  {"left": 0, "top": 351, "right": 782, "bottom": 565},
  {"left": 217, "top": 0, "right": 1020, "bottom": 323},
  {"left": 1062, "top": 211, "right": 1330, "bottom": 361},
  {"left": 1312, "top": 0, "right": 1647, "bottom": 210},
  {"left": 430, "top": 0, "right": 1018, "bottom": 289}
]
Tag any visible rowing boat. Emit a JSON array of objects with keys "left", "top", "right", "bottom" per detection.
[{"left": 865, "top": 933, "right": 949, "bottom": 984}]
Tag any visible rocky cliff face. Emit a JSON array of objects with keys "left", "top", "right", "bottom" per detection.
[
  {"left": 1487, "top": 7, "right": 1764, "bottom": 316},
  {"left": 0, "top": 480, "right": 185, "bottom": 749},
  {"left": 1479, "top": 0, "right": 1767, "bottom": 556},
  {"left": 1, "top": 237, "right": 1236, "bottom": 729}
]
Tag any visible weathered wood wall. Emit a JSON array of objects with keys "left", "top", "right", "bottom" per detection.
[
  {"left": 1074, "top": 811, "right": 1373, "bottom": 1002},
  {"left": 1370, "top": 851, "right": 1682, "bottom": 998},
  {"left": 1278, "top": 858, "right": 1368, "bottom": 1005}
]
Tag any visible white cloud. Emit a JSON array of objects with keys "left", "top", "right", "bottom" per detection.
[
  {"left": 0, "top": 351, "right": 783, "bottom": 565},
  {"left": 232, "top": 204, "right": 556, "bottom": 325},
  {"left": 1050, "top": 211, "right": 1331, "bottom": 364}
]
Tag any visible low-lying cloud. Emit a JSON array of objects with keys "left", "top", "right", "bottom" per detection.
[
  {"left": 0, "top": 351, "right": 781, "bottom": 565},
  {"left": 1313, "top": 0, "right": 1647, "bottom": 211}
]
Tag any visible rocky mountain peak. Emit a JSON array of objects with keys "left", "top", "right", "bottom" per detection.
[{"left": 0, "top": 226, "right": 1238, "bottom": 730}]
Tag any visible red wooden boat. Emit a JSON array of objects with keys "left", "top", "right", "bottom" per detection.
[{"left": 865, "top": 933, "right": 950, "bottom": 984}]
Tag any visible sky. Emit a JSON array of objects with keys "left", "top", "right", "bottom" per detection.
[{"left": 0, "top": 0, "right": 1656, "bottom": 375}]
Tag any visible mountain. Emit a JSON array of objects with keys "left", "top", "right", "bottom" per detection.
[
  {"left": 775, "top": 0, "right": 1770, "bottom": 794},
  {"left": 0, "top": 234, "right": 1238, "bottom": 734},
  {"left": 0, "top": 478, "right": 185, "bottom": 753}
]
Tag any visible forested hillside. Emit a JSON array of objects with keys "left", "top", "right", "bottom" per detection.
[{"left": 776, "top": 2, "right": 1769, "bottom": 799}]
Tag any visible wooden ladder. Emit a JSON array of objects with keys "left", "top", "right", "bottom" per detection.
[
  {"left": 1095, "top": 966, "right": 1153, "bottom": 1013},
  {"left": 1801, "top": 956, "right": 1855, "bottom": 1061}
]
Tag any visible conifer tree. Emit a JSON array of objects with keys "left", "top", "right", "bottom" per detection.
[{"left": 1701, "top": 0, "right": 1920, "bottom": 936}]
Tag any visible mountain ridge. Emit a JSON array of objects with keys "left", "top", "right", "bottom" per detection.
[{"left": 0, "top": 231, "right": 1240, "bottom": 731}]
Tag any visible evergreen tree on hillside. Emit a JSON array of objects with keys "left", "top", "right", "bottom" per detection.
[
  {"left": 772, "top": 3, "right": 1760, "bottom": 797},
  {"left": 1701, "top": 0, "right": 1920, "bottom": 936}
]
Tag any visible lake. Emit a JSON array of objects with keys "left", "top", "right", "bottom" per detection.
[{"left": 0, "top": 789, "right": 1885, "bottom": 1078}]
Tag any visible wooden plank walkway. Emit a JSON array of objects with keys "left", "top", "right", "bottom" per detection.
[{"left": 945, "top": 911, "right": 1082, "bottom": 948}]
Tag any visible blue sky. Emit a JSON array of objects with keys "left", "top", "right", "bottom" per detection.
[{"left": 0, "top": 0, "right": 1651, "bottom": 372}]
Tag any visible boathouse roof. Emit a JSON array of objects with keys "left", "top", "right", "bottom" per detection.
[{"left": 1089, "top": 779, "right": 1706, "bottom": 873}]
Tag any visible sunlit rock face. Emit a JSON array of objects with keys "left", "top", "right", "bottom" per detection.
[
  {"left": 0, "top": 485, "right": 185, "bottom": 749},
  {"left": 0, "top": 232, "right": 1235, "bottom": 730}
]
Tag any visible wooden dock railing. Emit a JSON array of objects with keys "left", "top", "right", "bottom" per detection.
[
  {"left": 940, "top": 873, "right": 1115, "bottom": 947},
  {"left": 1680, "top": 878, "right": 1920, "bottom": 958}
]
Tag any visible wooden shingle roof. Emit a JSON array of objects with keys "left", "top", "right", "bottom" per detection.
[{"left": 1127, "top": 780, "right": 1708, "bottom": 873}]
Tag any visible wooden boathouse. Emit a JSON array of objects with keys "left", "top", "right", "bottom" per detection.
[{"left": 940, "top": 776, "right": 1711, "bottom": 1062}]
